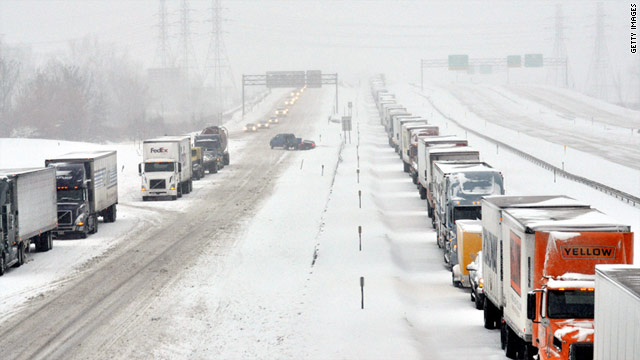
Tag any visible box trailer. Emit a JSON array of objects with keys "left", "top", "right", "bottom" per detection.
[
  {"left": 452, "top": 220, "right": 483, "bottom": 288},
  {"left": 400, "top": 124, "right": 438, "bottom": 173},
  {"left": 594, "top": 265, "right": 640, "bottom": 360},
  {"left": 0, "top": 167, "right": 57, "bottom": 274},
  {"left": 416, "top": 136, "right": 468, "bottom": 201},
  {"left": 46, "top": 150, "right": 118, "bottom": 238}
]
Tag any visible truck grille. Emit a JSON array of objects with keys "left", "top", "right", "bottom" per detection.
[
  {"left": 58, "top": 210, "right": 73, "bottom": 225},
  {"left": 569, "top": 342, "right": 593, "bottom": 360},
  {"left": 150, "top": 179, "right": 166, "bottom": 189}
]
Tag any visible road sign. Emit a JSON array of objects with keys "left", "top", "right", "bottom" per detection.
[
  {"left": 479, "top": 64, "right": 493, "bottom": 74},
  {"left": 524, "top": 54, "right": 543, "bottom": 67},
  {"left": 306, "top": 70, "right": 322, "bottom": 88},
  {"left": 266, "top": 71, "right": 305, "bottom": 88},
  {"left": 507, "top": 55, "right": 522, "bottom": 68},
  {"left": 342, "top": 116, "right": 352, "bottom": 131},
  {"left": 448, "top": 54, "right": 469, "bottom": 70}
]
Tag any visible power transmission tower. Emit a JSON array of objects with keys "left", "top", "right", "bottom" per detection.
[
  {"left": 586, "top": 3, "right": 622, "bottom": 103},
  {"left": 154, "top": 0, "right": 171, "bottom": 67},
  {"left": 548, "top": 4, "right": 568, "bottom": 87},
  {"left": 205, "top": 0, "right": 237, "bottom": 124}
]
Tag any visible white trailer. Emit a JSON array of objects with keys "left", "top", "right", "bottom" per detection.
[
  {"left": 401, "top": 124, "right": 438, "bottom": 172},
  {"left": 0, "top": 167, "right": 57, "bottom": 274},
  {"left": 594, "top": 265, "right": 640, "bottom": 360},
  {"left": 393, "top": 119, "right": 427, "bottom": 153},
  {"left": 140, "top": 136, "right": 193, "bottom": 201},
  {"left": 416, "top": 136, "right": 468, "bottom": 200}
]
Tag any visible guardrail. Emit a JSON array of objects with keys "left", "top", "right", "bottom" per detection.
[{"left": 414, "top": 91, "right": 640, "bottom": 209}]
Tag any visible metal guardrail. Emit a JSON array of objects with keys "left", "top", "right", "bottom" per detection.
[{"left": 413, "top": 91, "right": 640, "bottom": 209}]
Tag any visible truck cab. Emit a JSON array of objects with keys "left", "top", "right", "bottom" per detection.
[
  {"left": 194, "top": 135, "right": 223, "bottom": 174},
  {"left": 49, "top": 163, "right": 96, "bottom": 238},
  {"left": 528, "top": 277, "right": 596, "bottom": 360},
  {"left": 140, "top": 160, "right": 182, "bottom": 200}
]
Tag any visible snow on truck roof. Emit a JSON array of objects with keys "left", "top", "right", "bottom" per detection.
[
  {"left": 0, "top": 167, "right": 52, "bottom": 177},
  {"left": 504, "top": 207, "right": 630, "bottom": 233},
  {"left": 144, "top": 136, "right": 190, "bottom": 143},
  {"left": 596, "top": 265, "right": 640, "bottom": 299},
  {"left": 434, "top": 162, "right": 496, "bottom": 174},
  {"left": 47, "top": 150, "right": 116, "bottom": 161},
  {"left": 429, "top": 146, "right": 478, "bottom": 155},
  {"left": 456, "top": 220, "right": 483, "bottom": 233},
  {"left": 482, "top": 195, "right": 589, "bottom": 209}
]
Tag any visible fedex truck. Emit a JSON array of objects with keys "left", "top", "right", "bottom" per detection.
[{"left": 139, "top": 136, "right": 192, "bottom": 201}]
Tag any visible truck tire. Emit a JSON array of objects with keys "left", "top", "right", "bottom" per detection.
[
  {"left": 89, "top": 216, "right": 98, "bottom": 234},
  {"left": 0, "top": 252, "right": 5, "bottom": 276},
  {"left": 171, "top": 195, "right": 177, "bottom": 201},
  {"left": 475, "top": 294, "right": 483, "bottom": 310},
  {"left": 403, "top": 162, "right": 410, "bottom": 173},
  {"left": 483, "top": 299, "right": 497, "bottom": 329},
  {"left": 411, "top": 173, "right": 418, "bottom": 185},
  {"left": 14, "top": 243, "right": 25, "bottom": 267},
  {"left": 419, "top": 186, "right": 427, "bottom": 200},
  {"left": 46, "top": 232, "right": 53, "bottom": 251},
  {"left": 504, "top": 326, "right": 519, "bottom": 359},
  {"left": 427, "top": 203, "right": 433, "bottom": 218},
  {"left": 212, "top": 163, "right": 218, "bottom": 174},
  {"left": 223, "top": 153, "right": 230, "bottom": 165},
  {"left": 111, "top": 205, "right": 117, "bottom": 222}
]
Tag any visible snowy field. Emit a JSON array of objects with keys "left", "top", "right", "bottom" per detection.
[{"left": 0, "top": 79, "right": 638, "bottom": 359}]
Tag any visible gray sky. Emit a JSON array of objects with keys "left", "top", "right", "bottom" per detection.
[{"left": 0, "top": 0, "right": 637, "bottom": 96}]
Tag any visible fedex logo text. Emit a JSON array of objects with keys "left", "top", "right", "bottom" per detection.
[{"left": 151, "top": 147, "right": 169, "bottom": 153}]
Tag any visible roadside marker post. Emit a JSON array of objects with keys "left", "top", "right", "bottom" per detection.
[
  {"left": 358, "top": 225, "right": 362, "bottom": 251},
  {"left": 360, "top": 276, "right": 365, "bottom": 309}
]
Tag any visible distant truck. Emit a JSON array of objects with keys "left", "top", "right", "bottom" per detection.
[
  {"left": 594, "top": 265, "right": 640, "bottom": 360},
  {"left": 401, "top": 124, "right": 439, "bottom": 175},
  {"left": 191, "top": 146, "right": 205, "bottom": 180},
  {"left": 432, "top": 160, "right": 503, "bottom": 252},
  {"left": 139, "top": 136, "right": 192, "bottom": 201},
  {"left": 388, "top": 114, "right": 421, "bottom": 148},
  {"left": 416, "top": 136, "right": 468, "bottom": 201},
  {"left": 194, "top": 135, "right": 224, "bottom": 174},
  {"left": 0, "top": 167, "right": 57, "bottom": 275},
  {"left": 424, "top": 144, "right": 477, "bottom": 223},
  {"left": 452, "top": 220, "right": 482, "bottom": 288},
  {"left": 392, "top": 118, "right": 426, "bottom": 154},
  {"left": 46, "top": 151, "right": 118, "bottom": 238},
  {"left": 484, "top": 202, "right": 633, "bottom": 360},
  {"left": 201, "top": 126, "right": 230, "bottom": 166}
]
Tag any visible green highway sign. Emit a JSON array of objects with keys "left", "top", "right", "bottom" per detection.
[
  {"left": 524, "top": 54, "right": 543, "bottom": 67},
  {"left": 507, "top": 55, "right": 522, "bottom": 68},
  {"left": 448, "top": 55, "right": 469, "bottom": 70}
]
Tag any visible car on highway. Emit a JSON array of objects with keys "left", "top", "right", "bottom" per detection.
[
  {"left": 466, "top": 251, "right": 484, "bottom": 310},
  {"left": 243, "top": 123, "right": 257, "bottom": 132},
  {"left": 258, "top": 120, "right": 270, "bottom": 129},
  {"left": 275, "top": 107, "right": 288, "bottom": 117},
  {"left": 296, "top": 139, "right": 316, "bottom": 150},
  {"left": 268, "top": 116, "right": 279, "bottom": 124},
  {"left": 270, "top": 133, "right": 298, "bottom": 149}
]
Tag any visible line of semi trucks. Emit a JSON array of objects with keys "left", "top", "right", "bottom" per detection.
[
  {"left": 370, "top": 75, "right": 637, "bottom": 360},
  {"left": 0, "top": 126, "right": 229, "bottom": 275}
]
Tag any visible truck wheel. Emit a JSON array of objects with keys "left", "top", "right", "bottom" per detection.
[
  {"left": 504, "top": 326, "right": 519, "bottom": 359},
  {"left": 111, "top": 205, "right": 117, "bottom": 222},
  {"left": 171, "top": 195, "right": 177, "bottom": 201},
  {"left": 46, "top": 232, "right": 53, "bottom": 251},
  {"left": 403, "top": 162, "right": 410, "bottom": 173},
  {"left": 14, "top": 243, "right": 25, "bottom": 267},
  {"left": 475, "top": 294, "right": 483, "bottom": 310},
  {"left": 427, "top": 203, "right": 433, "bottom": 218},
  {"left": 212, "top": 163, "right": 218, "bottom": 174},
  {"left": 483, "top": 299, "right": 496, "bottom": 329},
  {"left": 419, "top": 187, "right": 427, "bottom": 200},
  {"left": 223, "top": 153, "right": 230, "bottom": 165},
  {"left": 0, "top": 252, "right": 5, "bottom": 276},
  {"left": 89, "top": 216, "right": 98, "bottom": 234}
]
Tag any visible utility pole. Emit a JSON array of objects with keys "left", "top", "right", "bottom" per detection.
[
  {"left": 154, "top": 0, "right": 170, "bottom": 68},
  {"left": 180, "top": 0, "right": 191, "bottom": 82},
  {"left": 549, "top": 4, "right": 568, "bottom": 87},
  {"left": 205, "top": 0, "right": 236, "bottom": 125},
  {"left": 586, "top": 3, "right": 622, "bottom": 103}
]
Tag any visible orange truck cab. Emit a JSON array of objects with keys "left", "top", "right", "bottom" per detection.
[{"left": 500, "top": 207, "right": 633, "bottom": 360}]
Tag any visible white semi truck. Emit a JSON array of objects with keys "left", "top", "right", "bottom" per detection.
[
  {"left": 139, "top": 136, "right": 193, "bottom": 201},
  {"left": 594, "top": 265, "right": 640, "bottom": 360},
  {"left": 0, "top": 167, "right": 57, "bottom": 274}
]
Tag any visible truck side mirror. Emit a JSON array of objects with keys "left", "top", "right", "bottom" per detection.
[
  {"left": 138, "top": 163, "right": 142, "bottom": 175},
  {"left": 527, "top": 292, "right": 536, "bottom": 320},
  {"left": 178, "top": 163, "right": 182, "bottom": 173}
]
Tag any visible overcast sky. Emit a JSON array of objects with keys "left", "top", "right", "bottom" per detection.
[{"left": 0, "top": 0, "right": 637, "bottom": 96}]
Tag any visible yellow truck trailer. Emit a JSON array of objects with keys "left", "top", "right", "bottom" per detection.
[{"left": 452, "top": 220, "right": 482, "bottom": 288}]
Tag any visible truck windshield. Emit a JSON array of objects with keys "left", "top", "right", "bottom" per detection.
[
  {"left": 57, "top": 189, "right": 84, "bottom": 202},
  {"left": 547, "top": 290, "right": 594, "bottom": 319},
  {"left": 450, "top": 172, "right": 504, "bottom": 197},
  {"left": 145, "top": 162, "right": 175, "bottom": 172},
  {"left": 453, "top": 206, "right": 481, "bottom": 222}
]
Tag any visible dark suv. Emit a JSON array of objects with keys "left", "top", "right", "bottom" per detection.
[{"left": 270, "top": 133, "right": 298, "bottom": 149}]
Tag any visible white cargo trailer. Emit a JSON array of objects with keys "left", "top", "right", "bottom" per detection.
[
  {"left": 594, "top": 265, "right": 640, "bottom": 360},
  {"left": 416, "top": 136, "right": 468, "bottom": 200},
  {"left": 0, "top": 167, "right": 57, "bottom": 274}
]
